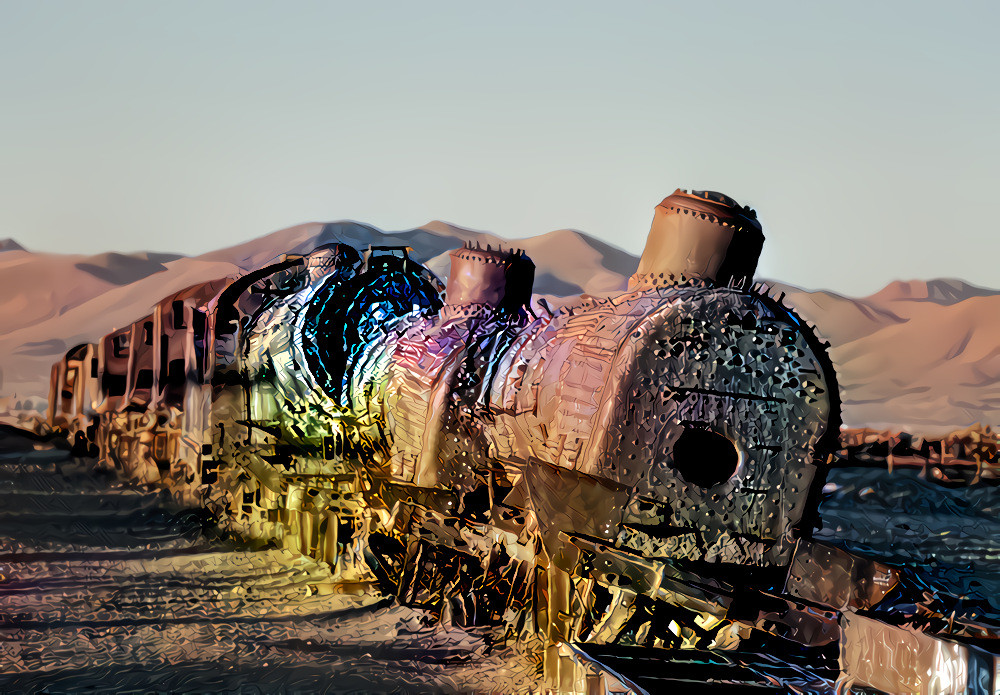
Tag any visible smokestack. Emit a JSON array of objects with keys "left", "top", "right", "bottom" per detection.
[
  {"left": 445, "top": 244, "right": 535, "bottom": 311},
  {"left": 630, "top": 189, "right": 764, "bottom": 290}
]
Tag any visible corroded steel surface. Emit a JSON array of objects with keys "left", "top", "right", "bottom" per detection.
[{"left": 44, "top": 190, "right": 999, "bottom": 693}]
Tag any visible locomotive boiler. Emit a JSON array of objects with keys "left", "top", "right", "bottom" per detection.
[{"left": 56, "top": 189, "right": 937, "bottom": 687}]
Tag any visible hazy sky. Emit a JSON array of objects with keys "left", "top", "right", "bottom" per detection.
[{"left": 1, "top": 2, "right": 997, "bottom": 295}]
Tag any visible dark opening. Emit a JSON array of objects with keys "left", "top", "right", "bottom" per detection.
[
  {"left": 172, "top": 301, "right": 186, "bottom": 330},
  {"left": 159, "top": 337, "right": 169, "bottom": 386},
  {"left": 103, "top": 373, "right": 127, "bottom": 397},
  {"left": 136, "top": 369, "right": 154, "bottom": 390},
  {"left": 192, "top": 309, "right": 207, "bottom": 382},
  {"left": 192, "top": 310, "right": 206, "bottom": 340},
  {"left": 143, "top": 321, "right": 154, "bottom": 346},
  {"left": 167, "top": 358, "right": 186, "bottom": 387},
  {"left": 672, "top": 427, "right": 739, "bottom": 488}
]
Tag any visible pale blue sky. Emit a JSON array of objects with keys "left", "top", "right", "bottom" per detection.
[{"left": 1, "top": 1, "right": 996, "bottom": 294}]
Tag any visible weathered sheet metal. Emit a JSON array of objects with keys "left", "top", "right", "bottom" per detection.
[{"left": 47, "top": 190, "right": 999, "bottom": 692}]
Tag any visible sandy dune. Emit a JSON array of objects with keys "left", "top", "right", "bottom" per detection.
[{"left": 2, "top": 222, "right": 997, "bottom": 436}]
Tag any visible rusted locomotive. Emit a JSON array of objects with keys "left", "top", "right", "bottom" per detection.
[
  {"left": 48, "top": 191, "right": 995, "bottom": 692},
  {"left": 42, "top": 188, "right": 841, "bottom": 641}
]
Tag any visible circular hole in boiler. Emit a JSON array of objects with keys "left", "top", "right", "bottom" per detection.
[{"left": 672, "top": 427, "right": 739, "bottom": 488}]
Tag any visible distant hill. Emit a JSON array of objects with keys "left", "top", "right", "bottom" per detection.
[
  {"left": 0, "top": 220, "right": 635, "bottom": 406},
  {"left": 765, "top": 279, "right": 1000, "bottom": 435},
  {"left": 2, "top": 222, "right": 998, "bottom": 437}
]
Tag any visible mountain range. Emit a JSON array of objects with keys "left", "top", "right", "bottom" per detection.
[{"left": 2, "top": 223, "right": 997, "bottom": 437}]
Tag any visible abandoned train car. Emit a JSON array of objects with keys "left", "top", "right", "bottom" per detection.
[{"left": 48, "top": 190, "right": 997, "bottom": 693}]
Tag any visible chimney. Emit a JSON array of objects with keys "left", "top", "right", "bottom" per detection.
[
  {"left": 630, "top": 189, "right": 764, "bottom": 290},
  {"left": 445, "top": 244, "right": 535, "bottom": 311}
]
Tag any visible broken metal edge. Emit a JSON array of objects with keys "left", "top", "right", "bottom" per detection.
[{"left": 553, "top": 642, "right": 650, "bottom": 695}]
